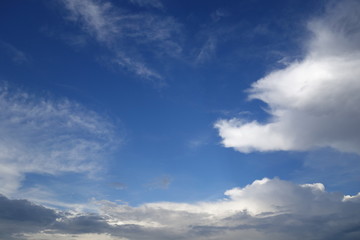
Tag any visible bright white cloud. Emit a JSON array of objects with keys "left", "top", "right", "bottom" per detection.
[
  {"left": 0, "top": 83, "right": 118, "bottom": 196},
  {"left": 215, "top": 0, "right": 360, "bottom": 154}
]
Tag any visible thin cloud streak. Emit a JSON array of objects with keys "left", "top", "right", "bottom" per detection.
[{"left": 195, "top": 36, "right": 217, "bottom": 64}]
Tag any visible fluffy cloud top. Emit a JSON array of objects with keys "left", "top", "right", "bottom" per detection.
[
  {"left": 215, "top": 0, "right": 360, "bottom": 154},
  {"left": 0, "top": 83, "right": 117, "bottom": 196},
  {"left": 2, "top": 178, "right": 360, "bottom": 240}
]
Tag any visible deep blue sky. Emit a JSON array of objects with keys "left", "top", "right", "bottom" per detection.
[{"left": 0, "top": 0, "right": 358, "bottom": 207}]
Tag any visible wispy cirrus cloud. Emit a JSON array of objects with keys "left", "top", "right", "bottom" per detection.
[
  {"left": 0, "top": 40, "right": 29, "bottom": 64},
  {"left": 195, "top": 36, "right": 217, "bottom": 64},
  {"left": 60, "top": 0, "right": 182, "bottom": 86},
  {"left": 3, "top": 178, "right": 360, "bottom": 239},
  {"left": 61, "top": 0, "right": 118, "bottom": 44},
  {"left": 215, "top": 0, "right": 360, "bottom": 154},
  {"left": 0, "top": 82, "right": 118, "bottom": 196}
]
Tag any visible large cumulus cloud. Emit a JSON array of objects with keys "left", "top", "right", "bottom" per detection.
[{"left": 215, "top": 0, "right": 360, "bottom": 154}]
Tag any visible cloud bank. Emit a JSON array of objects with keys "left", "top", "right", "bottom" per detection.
[
  {"left": 215, "top": 0, "right": 360, "bottom": 154},
  {"left": 0, "top": 83, "right": 117, "bottom": 196},
  {"left": 2, "top": 178, "right": 360, "bottom": 240}
]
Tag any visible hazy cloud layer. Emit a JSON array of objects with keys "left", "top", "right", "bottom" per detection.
[
  {"left": 215, "top": 0, "right": 360, "bottom": 154},
  {"left": 2, "top": 178, "right": 360, "bottom": 240},
  {"left": 60, "top": 0, "right": 182, "bottom": 85},
  {"left": 0, "top": 83, "right": 117, "bottom": 196}
]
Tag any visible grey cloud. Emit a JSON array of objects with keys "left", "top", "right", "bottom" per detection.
[
  {"left": 0, "top": 195, "right": 116, "bottom": 239},
  {"left": 54, "top": 215, "right": 111, "bottom": 234},
  {"left": 0, "top": 195, "right": 57, "bottom": 224},
  {"left": 0, "top": 195, "right": 57, "bottom": 240}
]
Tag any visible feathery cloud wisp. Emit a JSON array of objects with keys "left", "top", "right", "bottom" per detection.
[
  {"left": 60, "top": 0, "right": 181, "bottom": 85},
  {"left": 0, "top": 83, "right": 118, "bottom": 196}
]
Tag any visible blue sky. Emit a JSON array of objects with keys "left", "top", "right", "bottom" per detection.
[{"left": 1, "top": 0, "right": 360, "bottom": 239}]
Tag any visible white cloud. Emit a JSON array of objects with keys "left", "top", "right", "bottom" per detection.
[
  {"left": 62, "top": 0, "right": 118, "bottom": 43},
  {"left": 343, "top": 192, "right": 360, "bottom": 202},
  {"left": 60, "top": 0, "right": 182, "bottom": 84},
  {"left": 215, "top": 0, "right": 360, "bottom": 154},
  {"left": 0, "top": 83, "right": 118, "bottom": 196}
]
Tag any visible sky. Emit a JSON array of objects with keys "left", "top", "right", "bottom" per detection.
[{"left": 1, "top": 0, "right": 360, "bottom": 239}]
